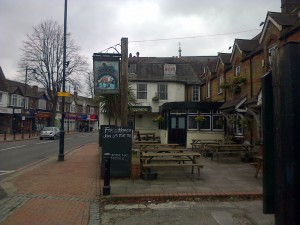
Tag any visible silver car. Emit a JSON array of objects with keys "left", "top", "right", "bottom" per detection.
[{"left": 40, "top": 127, "right": 60, "bottom": 140}]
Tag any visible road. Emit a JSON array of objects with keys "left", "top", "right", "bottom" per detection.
[{"left": 0, "top": 132, "right": 98, "bottom": 180}]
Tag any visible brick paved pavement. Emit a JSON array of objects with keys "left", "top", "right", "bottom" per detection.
[{"left": 0, "top": 143, "right": 100, "bottom": 225}]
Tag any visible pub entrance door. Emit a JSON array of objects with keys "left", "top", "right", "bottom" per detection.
[{"left": 168, "top": 115, "right": 186, "bottom": 147}]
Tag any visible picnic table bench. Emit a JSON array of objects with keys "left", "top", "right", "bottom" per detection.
[
  {"left": 141, "top": 151, "right": 203, "bottom": 180},
  {"left": 207, "top": 144, "right": 254, "bottom": 160},
  {"left": 133, "top": 143, "right": 180, "bottom": 150}
]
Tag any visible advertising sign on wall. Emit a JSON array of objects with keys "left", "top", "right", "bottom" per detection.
[{"left": 93, "top": 53, "right": 121, "bottom": 95}]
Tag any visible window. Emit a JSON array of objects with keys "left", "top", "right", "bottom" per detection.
[
  {"left": 9, "top": 94, "right": 23, "bottom": 107},
  {"left": 268, "top": 45, "right": 276, "bottom": 68},
  {"left": 235, "top": 66, "right": 240, "bottom": 76},
  {"left": 212, "top": 115, "right": 224, "bottom": 130},
  {"left": 218, "top": 74, "right": 224, "bottom": 94},
  {"left": 192, "top": 85, "right": 200, "bottom": 101},
  {"left": 56, "top": 102, "right": 61, "bottom": 112},
  {"left": 188, "top": 115, "right": 198, "bottom": 130},
  {"left": 199, "top": 115, "right": 211, "bottom": 130},
  {"left": 70, "top": 102, "right": 76, "bottom": 113},
  {"left": 38, "top": 99, "right": 46, "bottom": 110},
  {"left": 128, "top": 64, "right": 136, "bottom": 74},
  {"left": 207, "top": 81, "right": 211, "bottom": 98},
  {"left": 137, "top": 83, "right": 147, "bottom": 99},
  {"left": 231, "top": 114, "right": 243, "bottom": 136},
  {"left": 89, "top": 107, "right": 95, "bottom": 114},
  {"left": 158, "top": 84, "right": 168, "bottom": 100}
]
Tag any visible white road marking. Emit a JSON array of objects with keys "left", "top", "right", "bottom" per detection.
[
  {"left": 65, "top": 137, "right": 73, "bottom": 140},
  {"left": 36, "top": 141, "right": 53, "bottom": 145},
  {"left": 0, "top": 170, "right": 15, "bottom": 176},
  {"left": 0, "top": 145, "right": 26, "bottom": 152}
]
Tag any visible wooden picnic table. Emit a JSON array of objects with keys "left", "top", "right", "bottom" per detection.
[
  {"left": 139, "top": 148, "right": 188, "bottom": 153},
  {"left": 134, "top": 143, "right": 180, "bottom": 150},
  {"left": 190, "top": 140, "right": 222, "bottom": 152},
  {"left": 206, "top": 144, "right": 254, "bottom": 160},
  {"left": 141, "top": 151, "right": 203, "bottom": 179}
]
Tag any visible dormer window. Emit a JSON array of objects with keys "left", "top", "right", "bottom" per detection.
[
  {"left": 268, "top": 45, "right": 276, "bottom": 68},
  {"left": 235, "top": 66, "right": 240, "bottom": 77}
]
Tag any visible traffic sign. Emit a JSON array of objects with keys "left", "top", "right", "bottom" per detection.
[{"left": 57, "top": 92, "right": 71, "bottom": 97}]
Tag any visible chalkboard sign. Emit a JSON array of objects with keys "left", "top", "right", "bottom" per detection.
[{"left": 101, "top": 125, "right": 132, "bottom": 177}]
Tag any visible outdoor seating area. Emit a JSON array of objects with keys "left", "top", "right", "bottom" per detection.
[{"left": 132, "top": 139, "right": 261, "bottom": 181}]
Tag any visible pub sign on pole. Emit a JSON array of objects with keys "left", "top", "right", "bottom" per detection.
[{"left": 93, "top": 53, "right": 121, "bottom": 95}]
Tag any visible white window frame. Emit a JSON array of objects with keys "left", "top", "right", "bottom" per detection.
[
  {"left": 235, "top": 66, "right": 240, "bottom": 77},
  {"left": 38, "top": 99, "right": 46, "bottom": 110},
  {"left": 192, "top": 85, "right": 200, "bottom": 101},
  {"left": 268, "top": 45, "right": 276, "bottom": 68},
  {"left": 158, "top": 84, "right": 168, "bottom": 100},
  {"left": 70, "top": 102, "right": 76, "bottom": 113},
  {"left": 137, "top": 83, "right": 147, "bottom": 100},
  {"left": 207, "top": 81, "right": 211, "bottom": 98},
  {"left": 89, "top": 106, "right": 95, "bottom": 114},
  {"left": 218, "top": 74, "right": 224, "bottom": 94},
  {"left": 188, "top": 115, "right": 198, "bottom": 130}
]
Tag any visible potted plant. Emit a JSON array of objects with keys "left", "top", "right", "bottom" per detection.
[
  {"left": 194, "top": 114, "right": 206, "bottom": 123},
  {"left": 219, "top": 81, "right": 231, "bottom": 90},
  {"left": 152, "top": 96, "right": 159, "bottom": 102},
  {"left": 152, "top": 115, "right": 164, "bottom": 123}
]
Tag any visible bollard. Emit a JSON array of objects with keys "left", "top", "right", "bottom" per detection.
[
  {"left": 103, "top": 153, "right": 111, "bottom": 195},
  {"left": 13, "top": 130, "right": 16, "bottom": 140},
  {"left": 4, "top": 131, "right": 6, "bottom": 141},
  {"left": 29, "top": 130, "right": 31, "bottom": 138},
  {"left": 21, "top": 130, "right": 24, "bottom": 139}
]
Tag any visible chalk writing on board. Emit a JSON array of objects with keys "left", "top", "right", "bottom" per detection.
[
  {"left": 103, "top": 127, "right": 132, "bottom": 139},
  {"left": 111, "top": 153, "right": 129, "bottom": 161}
]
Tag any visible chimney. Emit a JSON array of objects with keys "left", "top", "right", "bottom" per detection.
[
  {"left": 281, "top": 0, "right": 300, "bottom": 13},
  {"left": 32, "top": 85, "right": 38, "bottom": 94},
  {"left": 136, "top": 52, "right": 140, "bottom": 58},
  {"left": 129, "top": 53, "right": 132, "bottom": 58}
]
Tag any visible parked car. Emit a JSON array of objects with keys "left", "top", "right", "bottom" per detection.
[{"left": 40, "top": 127, "right": 60, "bottom": 140}]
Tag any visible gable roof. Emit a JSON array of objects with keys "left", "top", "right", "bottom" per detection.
[
  {"left": 0, "top": 67, "right": 8, "bottom": 92},
  {"left": 128, "top": 56, "right": 217, "bottom": 85},
  {"left": 259, "top": 11, "right": 299, "bottom": 44},
  {"left": 230, "top": 39, "right": 259, "bottom": 62}
]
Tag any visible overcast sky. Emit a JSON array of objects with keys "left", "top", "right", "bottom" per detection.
[{"left": 1, "top": 0, "right": 281, "bottom": 80}]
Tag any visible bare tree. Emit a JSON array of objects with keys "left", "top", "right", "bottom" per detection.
[
  {"left": 19, "top": 19, "right": 88, "bottom": 125},
  {"left": 84, "top": 71, "right": 94, "bottom": 98}
]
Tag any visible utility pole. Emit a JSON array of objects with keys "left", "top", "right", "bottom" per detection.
[{"left": 120, "top": 38, "right": 128, "bottom": 127}]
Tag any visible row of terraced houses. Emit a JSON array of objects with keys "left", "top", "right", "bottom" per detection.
[
  {"left": 99, "top": 0, "right": 300, "bottom": 147},
  {"left": 0, "top": 69, "right": 99, "bottom": 134}
]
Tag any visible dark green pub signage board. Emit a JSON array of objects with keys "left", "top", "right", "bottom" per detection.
[{"left": 101, "top": 125, "right": 132, "bottom": 177}]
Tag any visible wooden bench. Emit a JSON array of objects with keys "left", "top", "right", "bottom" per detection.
[
  {"left": 208, "top": 144, "right": 254, "bottom": 160},
  {"left": 142, "top": 163, "right": 204, "bottom": 180}
]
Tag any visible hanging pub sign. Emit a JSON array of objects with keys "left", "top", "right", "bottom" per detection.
[{"left": 93, "top": 53, "right": 121, "bottom": 94}]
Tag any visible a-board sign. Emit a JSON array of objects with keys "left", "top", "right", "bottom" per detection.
[{"left": 101, "top": 125, "right": 132, "bottom": 177}]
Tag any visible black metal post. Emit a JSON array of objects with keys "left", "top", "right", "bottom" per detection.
[
  {"left": 4, "top": 131, "right": 6, "bottom": 141},
  {"left": 58, "top": 0, "right": 68, "bottom": 161},
  {"left": 103, "top": 153, "right": 111, "bottom": 195}
]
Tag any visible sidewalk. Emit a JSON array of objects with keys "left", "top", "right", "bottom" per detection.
[
  {"left": 0, "top": 143, "right": 100, "bottom": 225},
  {"left": 0, "top": 140, "right": 274, "bottom": 225},
  {"left": 0, "top": 132, "right": 40, "bottom": 142}
]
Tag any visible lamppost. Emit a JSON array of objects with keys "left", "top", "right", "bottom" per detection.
[
  {"left": 58, "top": 0, "right": 68, "bottom": 161},
  {"left": 22, "top": 66, "right": 36, "bottom": 139}
]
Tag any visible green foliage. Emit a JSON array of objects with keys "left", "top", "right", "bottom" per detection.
[
  {"left": 96, "top": 84, "right": 137, "bottom": 125},
  {"left": 152, "top": 114, "right": 164, "bottom": 123},
  {"left": 194, "top": 114, "right": 206, "bottom": 122}
]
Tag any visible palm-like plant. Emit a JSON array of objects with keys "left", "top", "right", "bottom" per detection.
[{"left": 97, "top": 84, "right": 137, "bottom": 125}]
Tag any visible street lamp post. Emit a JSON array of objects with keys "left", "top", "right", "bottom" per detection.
[
  {"left": 59, "top": 0, "right": 68, "bottom": 161},
  {"left": 22, "top": 65, "right": 36, "bottom": 139}
]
